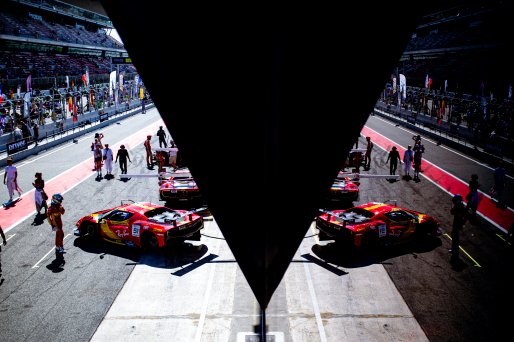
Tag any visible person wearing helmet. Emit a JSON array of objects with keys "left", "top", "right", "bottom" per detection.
[
  {"left": 144, "top": 135, "right": 153, "bottom": 168},
  {"left": 47, "top": 193, "right": 66, "bottom": 264},
  {"left": 449, "top": 194, "right": 467, "bottom": 265}
]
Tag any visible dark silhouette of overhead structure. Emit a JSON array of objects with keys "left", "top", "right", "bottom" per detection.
[{"left": 100, "top": 1, "right": 438, "bottom": 309}]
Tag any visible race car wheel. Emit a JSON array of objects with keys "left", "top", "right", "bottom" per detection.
[
  {"left": 360, "top": 232, "right": 379, "bottom": 255},
  {"left": 141, "top": 232, "right": 159, "bottom": 251},
  {"left": 81, "top": 222, "right": 98, "bottom": 239}
]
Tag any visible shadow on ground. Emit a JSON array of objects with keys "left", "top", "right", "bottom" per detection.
[
  {"left": 311, "top": 236, "right": 442, "bottom": 268},
  {"left": 73, "top": 236, "right": 208, "bottom": 269}
]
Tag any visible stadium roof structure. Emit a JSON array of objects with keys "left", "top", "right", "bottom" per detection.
[{"left": 9, "top": 0, "right": 113, "bottom": 28}]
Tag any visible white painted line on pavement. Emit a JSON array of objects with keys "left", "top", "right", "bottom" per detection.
[
  {"left": 2, "top": 117, "right": 164, "bottom": 234},
  {"left": 302, "top": 224, "right": 328, "bottom": 342},
  {"left": 194, "top": 221, "right": 220, "bottom": 342},
  {"left": 364, "top": 125, "right": 513, "bottom": 234},
  {"left": 32, "top": 233, "right": 71, "bottom": 268},
  {"left": 6, "top": 233, "right": 16, "bottom": 241}
]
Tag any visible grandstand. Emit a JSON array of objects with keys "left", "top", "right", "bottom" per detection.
[
  {"left": 379, "top": 0, "right": 514, "bottom": 160},
  {"left": 0, "top": 0, "right": 135, "bottom": 90},
  {"left": 0, "top": 0, "right": 144, "bottom": 138},
  {"left": 393, "top": 0, "right": 514, "bottom": 96}
]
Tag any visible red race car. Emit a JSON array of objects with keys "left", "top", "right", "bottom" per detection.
[
  {"left": 74, "top": 201, "right": 204, "bottom": 249},
  {"left": 316, "top": 202, "right": 441, "bottom": 252},
  {"left": 326, "top": 176, "right": 360, "bottom": 203},
  {"left": 159, "top": 167, "right": 204, "bottom": 205}
]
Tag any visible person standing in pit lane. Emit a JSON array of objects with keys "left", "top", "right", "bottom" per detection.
[
  {"left": 364, "top": 136, "right": 373, "bottom": 169},
  {"left": 413, "top": 145, "right": 423, "bottom": 182},
  {"left": 103, "top": 143, "right": 114, "bottom": 178},
  {"left": 32, "top": 172, "right": 48, "bottom": 216},
  {"left": 413, "top": 139, "right": 425, "bottom": 172},
  {"left": 466, "top": 174, "right": 480, "bottom": 216},
  {"left": 115, "top": 144, "right": 131, "bottom": 174},
  {"left": 47, "top": 193, "right": 65, "bottom": 264},
  {"left": 402, "top": 145, "right": 414, "bottom": 179},
  {"left": 144, "top": 135, "right": 153, "bottom": 168},
  {"left": 3, "top": 157, "right": 20, "bottom": 202},
  {"left": 94, "top": 143, "right": 103, "bottom": 178},
  {"left": 450, "top": 194, "right": 467, "bottom": 265},
  {"left": 157, "top": 126, "right": 167, "bottom": 148},
  {"left": 386, "top": 146, "right": 402, "bottom": 175}
]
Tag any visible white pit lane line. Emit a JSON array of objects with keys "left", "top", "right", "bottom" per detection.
[
  {"left": 32, "top": 233, "right": 71, "bottom": 268},
  {"left": 6, "top": 234, "right": 16, "bottom": 241}
]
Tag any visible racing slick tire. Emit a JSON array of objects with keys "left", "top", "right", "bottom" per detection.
[
  {"left": 80, "top": 222, "right": 99, "bottom": 241},
  {"left": 141, "top": 231, "right": 159, "bottom": 251}
]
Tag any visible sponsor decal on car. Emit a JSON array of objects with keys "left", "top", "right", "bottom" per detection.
[
  {"left": 132, "top": 224, "right": 140, "bottom": 237},
  {"left": 378, "top": 224, "right": 387, "bottom": 237},
  {"left": 116, "top": 230, "right": 130, "bottom": 238}
]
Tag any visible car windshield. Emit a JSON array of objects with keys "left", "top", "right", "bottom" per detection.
[
  {"left": 384, "top": 210, "right": 418, "bottom": 221},
  {"left": 102, "top": 210, "right": 134, "bottom": 222},
  {"left": 145, "top": 207, "right": 184, "bottom": 223}
]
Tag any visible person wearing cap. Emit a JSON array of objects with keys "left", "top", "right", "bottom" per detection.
[
  {"left": 103, "top": 143, "right": 114, "bottom": 177},
  {"left": 386, "top": 146, "right": 402, "bottom": 175},
  {"left": 450, "top": 194, "right": 467, "bottom": 264},
  {"left": 156, "top": 126, "right": 167, "bottom": 148},
  {"left": 144, "top": 135, "right": 153, "bottom": 168},
  {"left": 47, "top": 193, "right": 65, "bottom": 263},
  {"left": 115, "top": 144, "right": 131, "bottom": 174},
  {"left": 3, "top": 157, "right": 19, "bottom": 202}
]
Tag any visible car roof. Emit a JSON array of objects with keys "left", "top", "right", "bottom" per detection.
[
  {"left": 357, "top": 202, "right": 396, "bottom": 215},
  {"left": 120, "top": 202, "right": 162, "bottom": 215}
]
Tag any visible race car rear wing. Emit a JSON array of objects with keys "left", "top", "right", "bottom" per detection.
[
  {"left": 337, "top": 172, "right": 400, "bottom": 180},
  {"left": 120, "top": 170, "right": 193, "bottom": 179}
]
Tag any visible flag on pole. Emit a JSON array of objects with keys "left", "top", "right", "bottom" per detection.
[
  {"left": 85, "top": 66, "right": 89, "bottom": 87},
  {"left": 444, "top": 79, "right": 448, "bottom": 93},
  {"left": 66, "top": 75, "right": 69, "bottom": 89},
  {"left": 26, "top": 74, "right": 32, "bottom": 93},
  {"left": 119, "top": 72, "right": 124, "bottom": 92},
  {"left": 399, "top": 74, "right": 406, "bottom": 100},
  {"left": 73, "top": 95, "right": 77, "bottom": 122},
  {"left": 109, "top": 70, "right": 116, "bottom": 98},
  {"left": 438, "top": 100, "right": 445, "bottom": 125}
]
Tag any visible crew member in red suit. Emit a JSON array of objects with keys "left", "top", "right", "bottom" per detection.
[
  {"left": 47, "top": 193, "right": 66, "bottom": 263},
  {"left": 144, "top": 135, "right": 153, "bottom": 168}
]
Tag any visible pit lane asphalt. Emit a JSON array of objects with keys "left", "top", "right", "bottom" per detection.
[
  {"left": 1, "top": 108, "right": 513, "bottom": 341},
  {"left": 358, "top": 116, "right": 514, "bottom": 342},
  {"left": 0, "top": 108, "right": 166, "bottom": 342}
]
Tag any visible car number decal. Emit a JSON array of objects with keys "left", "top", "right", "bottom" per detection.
[
  {"left": 378, "top": 224, "right": 387, "bottom": 237},
  {"left": 132, "top": 224, "right": 140, "bottom": 237}
]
